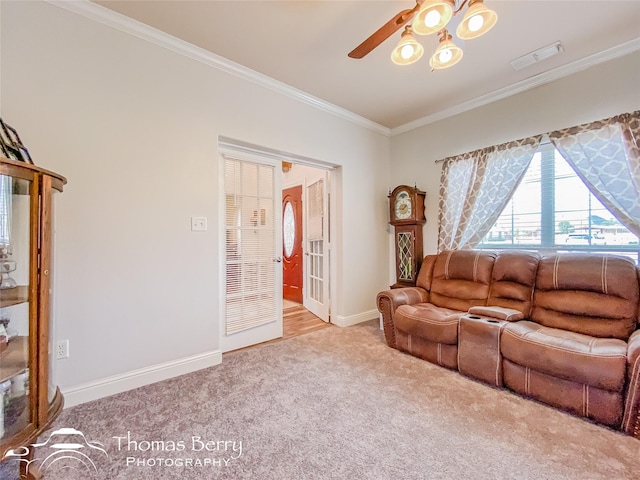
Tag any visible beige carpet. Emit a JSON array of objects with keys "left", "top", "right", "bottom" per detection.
[{"left": 2, "top": 321, "right": 640, "bottom": 479}]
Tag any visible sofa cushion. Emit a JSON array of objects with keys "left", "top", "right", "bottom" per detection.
[
  {"left": 430, "top": 250, "right": 496, "bottom": 312},
  {"left": 395, "top": 331, "right": 458, "bottom": 369},
  {"left": 468, "top": 306, "right": 524, "bottom": 321},
  {"left": 502, "top": 358, "right": 624, "bottom": 428},
  {"left": 501, "top": 321, "right": 627, "bottom": 392},
  {"left": 416, "top": 254, "right": 437, "bottom": 292},
  {"left": 394, "top": 303, "right": 462, "bottom": 345},
  {"left": 487, "top": 251, "right": 539, "bottom": 316},
  {"left": 532, "top": 254, "right": 639, "bottom": 340}
]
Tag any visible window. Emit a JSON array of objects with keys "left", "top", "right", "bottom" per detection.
[
  {"left": 283, "top": 201, "right": 295, "bottom": 258},
  {"left": 478, "top": 143, "right": 640, "bottom": 264}
]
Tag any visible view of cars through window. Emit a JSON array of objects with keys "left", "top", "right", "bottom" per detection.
[{"left": 565, "top": 233, "right": 607, "bottom": 245}]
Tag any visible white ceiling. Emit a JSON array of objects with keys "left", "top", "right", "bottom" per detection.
[{"left": 93, "top": 0, "right": 640, "bottom": 131}]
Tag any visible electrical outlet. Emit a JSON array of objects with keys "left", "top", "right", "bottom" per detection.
[{"left": 56, "top": 340, "right": 69, "bottom": 360}]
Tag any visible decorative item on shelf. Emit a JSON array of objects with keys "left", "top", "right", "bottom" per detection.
[
  {"left": 0, "top": 379, "right": 11, "bottom": 438},
  {"left": 349, "top": 0, "right": 497, "bottom": 70},
  {"left": 0, "top": 119, "right": 34, "bottom": 165},
  {"left": 0, "top": 323, "right": 7, "bottom": 353},
  {"left": 4, "top": 370, "right": 28, "bottom": 433},
  {"left": 0, "top": 247, "right": 17, "bottom": 290},
  {"left": 0, "top": 373, "right": 27, "bottom": 439},
  {"left": 0, "top": 314, "right": 17, "bottom": 344},
  {"left": 388, "top": 185, "right": 426, "bottom": 288}
]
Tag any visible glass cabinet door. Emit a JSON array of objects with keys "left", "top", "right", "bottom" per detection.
[{"left": 0, "top": 175, "right": 32, "bottom": 440}]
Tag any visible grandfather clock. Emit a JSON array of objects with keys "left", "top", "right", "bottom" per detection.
[{"left": 388, "top": 185, "right": 426, "bottom": 288}]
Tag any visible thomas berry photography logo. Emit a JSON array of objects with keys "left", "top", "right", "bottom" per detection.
[
  {"left": 114, "top": 431, "right": 243, "bottom": 468},
  {"left": 3, "top": 427, "right": 108, "bottom": 478}
]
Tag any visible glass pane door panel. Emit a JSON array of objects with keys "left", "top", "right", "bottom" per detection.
[
  {"left": 224, "top": 158, "right": 278, "bottom": 336},
  {"left": 0, "top": 176, "right": 31, "bottom": 439}
]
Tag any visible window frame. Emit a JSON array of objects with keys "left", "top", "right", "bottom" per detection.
[{"left": 477, "top": 143, "right": 640, "bottom": 264}]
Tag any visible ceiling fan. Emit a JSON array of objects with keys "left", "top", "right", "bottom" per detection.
[{"left": 348, "top": 0, "right": 497, "bottom": 69}]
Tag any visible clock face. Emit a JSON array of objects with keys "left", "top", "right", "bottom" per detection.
[{"left": 394, "top": 191, "right": 412, "bottom": 220}]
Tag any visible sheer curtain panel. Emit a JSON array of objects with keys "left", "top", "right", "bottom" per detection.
[
  {"left": 549, "top": 111, "right": 640, "bottom": 237},
  {"left": 438, "top": 136, "right": 541, "bottom": 251}
]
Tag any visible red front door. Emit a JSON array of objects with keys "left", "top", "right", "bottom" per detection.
[{"left": 282, "top": 186, "right": 303, "bottom": 303}]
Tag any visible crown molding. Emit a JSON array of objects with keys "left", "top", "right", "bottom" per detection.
[
  {"left": 391, "top": 37, "right": 640, "bottom": 136},
  {"left": 41, "top": 1, "right": 640, "bottom": 139},
  {"left": 46, "top": 0, "right": 391, "bottom": 137}
]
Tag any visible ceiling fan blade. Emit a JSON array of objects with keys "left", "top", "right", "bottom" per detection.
[{"left": 348, "top": 6, "right": 418, "bottom": 59}]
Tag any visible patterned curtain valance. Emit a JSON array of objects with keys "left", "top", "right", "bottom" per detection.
[{"left": 440, "top": 135, "right": 542, "bottom": 166}]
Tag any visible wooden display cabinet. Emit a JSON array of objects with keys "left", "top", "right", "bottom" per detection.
[{"left": 0, "top": 157, "right": 66, "bottom": 479}]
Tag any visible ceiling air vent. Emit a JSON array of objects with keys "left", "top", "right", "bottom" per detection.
[{"left": 510, "top": 41, "right": 564, "bottom": 71}]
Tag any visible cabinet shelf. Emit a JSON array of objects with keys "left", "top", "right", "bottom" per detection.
[
  {"left": 0, "top": 336, "right": 28, "bottom": 384},
  {"left": 0, "top": 286, "right": 29, "bottom": 308}
]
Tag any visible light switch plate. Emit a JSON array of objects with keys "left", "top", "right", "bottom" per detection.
[{"left": 191, "top": 217, "right": 207, "bottom": 231}]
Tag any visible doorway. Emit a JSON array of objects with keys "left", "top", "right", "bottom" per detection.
[
  {"left": 282, "top": 163, "right": 331, "bottom": 324},
  {"left": 219, "top": 136, "right": 337, "bottom": 352}
]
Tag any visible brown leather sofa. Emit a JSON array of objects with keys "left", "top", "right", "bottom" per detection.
[{"left": 376, "top": 250, "right": 640, "bottom": 438}]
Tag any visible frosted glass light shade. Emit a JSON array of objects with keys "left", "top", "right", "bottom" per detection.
[
  {"left": 429, "top": 32, "right": 463, "bottom": 69},
  {"left": 456, "top": 0, "right": 498, "bottom": 40},
  {"left": 412, "top": 0, "right": 455, "bottom": 36},
  {"left": 391, "top": 27, "right": 424, "bottom": 65}
]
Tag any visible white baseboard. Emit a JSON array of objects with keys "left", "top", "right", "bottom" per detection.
[
  {"left": 61, "top": 349, "right": 222, "bottom": 408},
  {"left": 333, "top": 309, "right": 379, "bottom": 328}
]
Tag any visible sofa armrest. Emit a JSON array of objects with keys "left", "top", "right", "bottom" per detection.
[
  {"left": 468, "top": 306, "right": 525, "bottom": 322},
  {"left": 623, "top": 329, "right": 640, "bottom": 437},
  {"left": 376, "top": 287, "right": 429, "bottom": 348}
]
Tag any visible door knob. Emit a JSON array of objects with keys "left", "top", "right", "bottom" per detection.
[{"left": 273, "top": 257, "right": 282, "bottom": 263}]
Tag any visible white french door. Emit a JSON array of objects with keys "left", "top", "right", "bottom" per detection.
[
  {"left": 304, "top": 173, "right": 330, "bottom": 322},
  {"left": 221, "top": 150, "right": 282, "bottom": 352}
]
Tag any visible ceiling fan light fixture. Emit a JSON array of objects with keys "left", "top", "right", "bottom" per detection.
[
  {"left": 456, "top": 0, "right": 498, "bottom": 40},
  {"left": 429, "top": 30, "right": 463, "bottom": 69},
  {"left": 412, "top": 0, "right": 455, "bottom": 36},
  {"left": 391, "top": 26, "right": 424, "bottom": 65}
]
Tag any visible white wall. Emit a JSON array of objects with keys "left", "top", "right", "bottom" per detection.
[
  {"left": 390, "top": 51, "right": 640, "bottom": 261},
  {"left": 0, "top": 1, "right": 390, "bottom": 399},
  {"left": 283, "top": 163, "right": 327, "bottom": 189}
]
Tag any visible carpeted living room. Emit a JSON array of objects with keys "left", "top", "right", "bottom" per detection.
[
  {"left": 1, "top": 1, "right": 640, "bottom": 479},
  {"left": 4, "top": 320, "right": 640, "bottom": 479}
]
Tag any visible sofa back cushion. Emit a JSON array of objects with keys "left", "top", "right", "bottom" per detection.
[
  {"left": 487, "top": 251, "right": 540, "bottom": 316},
  {"left": 430, "top": 250, "right": 496, "bottom": 311},
  {"left": 532, "top": 254, "right": 639, "bottom": 340},
  {"left": 416, "top": 254, "right": 437, "bottom": 292}
]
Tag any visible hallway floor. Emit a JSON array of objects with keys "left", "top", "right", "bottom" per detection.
[{"left": 283, "top": 301, "right": 331, "bottom": 339}]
